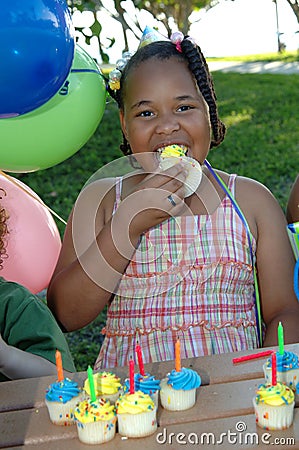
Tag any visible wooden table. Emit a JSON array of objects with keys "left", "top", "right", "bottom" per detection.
[{"left": 1, "top": 343, "right": 298, "bottom": 449}]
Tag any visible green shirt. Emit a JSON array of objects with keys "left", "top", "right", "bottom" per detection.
[{"left": 0, "top": 277, "right": 76, "bottom": 382}]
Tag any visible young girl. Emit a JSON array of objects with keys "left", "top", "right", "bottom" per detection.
[
  {"left": 0, "top": 196, "right": 76, "bottom": 381},
  {"left": 287, "top": 174, "right": 299, "bottom": 224},
  {"left": 47, "top": 32, "right": 299, "bottom": 369}
]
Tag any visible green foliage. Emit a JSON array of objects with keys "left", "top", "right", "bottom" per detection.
[{"left": 14, "top": 71, "right": 299, "bottom": 371}]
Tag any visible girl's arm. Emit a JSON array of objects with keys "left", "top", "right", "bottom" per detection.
[
  {"left": 47, "top": 166, "right": 187, "bottom": 331},
  {"left": 237, "top": 176, "right": 299, "bottom": 346}
]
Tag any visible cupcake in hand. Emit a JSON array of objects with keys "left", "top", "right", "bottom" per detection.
[{"left": 159, "top": 144, "right": 202, "bottom": 197}]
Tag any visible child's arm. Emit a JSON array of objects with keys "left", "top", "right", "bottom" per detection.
[
  {"left": 0, "top": 334, "right": 72, "bottom": 380},
  {"left": 47, "top": 165, "right": 187, "bottom": 331},
  {"left": 286, "top": 174, "right": 299, "bottom": 224}
]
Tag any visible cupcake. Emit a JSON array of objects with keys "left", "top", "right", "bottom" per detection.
[
  {"left": 84, "top": 371, "right": 122, "bottom": 403},
  {"left": 123, "top": 373, "right": 161, "bottom": 406},
  {"left": 160, "top": 367, "right": 201, "bottom": 411},
  {"left": 159, "top": 144, "right": 202, "bottom": 197},
  {"left": 74, "top": 397, "right": 117, "bottom": 444},
  {"left": 116, "top": 391, "right": 157, "bottom": 438},
  {"left": 253, "top": 382, "right": 295, "bottom": 430},
  {"left": 45, "top": 378, "right": 82, "bottom": 426},
  {"left": 263, "top": 351, "right": 299, "bottom": 391}
]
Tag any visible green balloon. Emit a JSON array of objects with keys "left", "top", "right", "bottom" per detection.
[{"left": 0, "top": 45, "right": 106, "bottom": 172}]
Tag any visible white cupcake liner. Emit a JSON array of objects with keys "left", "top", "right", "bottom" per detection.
[
  {"left": 160, "top": 378, "right": 196, "bottom": 411},
  {"left": 159, "top": 156, "right": 202, "bottom": 197},
  {"left": 45, "top": 396, "right": 81, "bottom": 426},
  {"left": 117, "top": 409, "right": 157, "bottom": 438},
  {"left": 76, "top": 418, "right": 116, "bottom": 444},
  {"left": 263, "top": 364, "right": 299, "bottom": 391},
  {"left": 253, "top": 398, "right": 294, "bottom": 430}
]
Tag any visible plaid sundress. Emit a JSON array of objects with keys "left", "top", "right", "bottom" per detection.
[{"left": 94, "top": 173, "right": 259, "bottom": 370}]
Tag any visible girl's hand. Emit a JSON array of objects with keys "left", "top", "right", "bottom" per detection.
[{"left": 118, "top": 163, "right": 188, "bottom": 237}]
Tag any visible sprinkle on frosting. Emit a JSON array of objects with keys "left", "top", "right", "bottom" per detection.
[
  {"left": 265, "top": 351, "right": 299, "bottom": 372},
  {"left": 84, "top": 372, "right": 122, "bottom": 396},
  {"left": 74, "top": 398, "right": 116, "bottom": 424},
  {"left": 116, "top": 391, "right": 155, "bottom": 414},
  {"left": 45, "top": 378, "right": 80, "bottom": 404},
  {"left": 255, "top": 382, "right": 294, "bottom": 406},
  {"left": 160, "top": 144, "right": 187, "bottom": 158}
]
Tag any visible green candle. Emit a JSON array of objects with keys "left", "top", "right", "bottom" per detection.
[
  {"left": 87, "top": 365, "right": 97, "bottom": 402},
  {"left": 278, "top": 322, "right": 284, "bottom": 356}
]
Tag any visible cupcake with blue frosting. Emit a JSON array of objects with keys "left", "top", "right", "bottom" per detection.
[
  {"left": 160, "top": 367, "right": 201, "bottom": 411},
  {"left": 263, "top": 351, "right": 299, "bottom": 391},
  {"left": 45, "top": 378, "right": 82, "bottom": 425}
]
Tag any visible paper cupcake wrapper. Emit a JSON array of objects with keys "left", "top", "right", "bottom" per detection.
[
  {"left": 253, "top": 398, "right": 294, "bottom": 430},
  {"left": 117, "top": 409, "right": 157, "bottom": 438},
  {"left": 263, "top": 364, "right": 299, "bottom": 391},
  {"left": 287, "top": 222, "right": 299, "bottom": 259},
  {"left": 76, "top": 418, "right": 116, "bottom": 444},
  {"left": 160, "top": 378, "right": 196, "bottom": 411},
  {"left": 45, "top": 396, "right": 80, "bottom": 426},
  {"left": 159, "top": 156, "right": 202, "bottom": 197}
]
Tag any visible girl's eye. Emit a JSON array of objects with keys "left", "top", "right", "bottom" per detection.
[
  {"left": 138, "top": 110, "right": 154, "bottom": 117},
  {"left": 177, "top": 105, "right": 194, "bottom": 112}
]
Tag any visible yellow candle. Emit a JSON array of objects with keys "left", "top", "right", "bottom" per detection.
[{"left": 175, "top": 339, "right": 181, "bottom": 372}]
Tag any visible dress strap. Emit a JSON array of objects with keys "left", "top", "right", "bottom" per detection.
[
  {"left": 112, "top": 177, "right": 123, "bottom": 215},
  {"left": 204, "top": 160, "right": 262, "bottom": 346}
]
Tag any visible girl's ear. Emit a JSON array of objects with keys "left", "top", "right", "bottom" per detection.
[{"left": 119, "top": 110, "right": 128, "bottom": 140}]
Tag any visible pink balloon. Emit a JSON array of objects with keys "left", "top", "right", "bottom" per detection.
[{"left": 0, "top": 173, "right": 61, "bottom": 293}]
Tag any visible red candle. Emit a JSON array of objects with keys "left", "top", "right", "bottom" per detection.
[
  {"left": 55, "top": 349, "right": 64, "bottom": 382},
  {"left": 136, "top": 344, "right": 145, "bottom": 376},
  {"left": 129, "top": 358, "right": 135, "bottom": 394},
  {"left": 232, "top": 350, "right": 273, "bottom": 364},
  {"left": 175, "top": 339, "right": 181, "bottom": 372},
  {"left": 271, "top": 352, "right": 277, "bottom": 386}
]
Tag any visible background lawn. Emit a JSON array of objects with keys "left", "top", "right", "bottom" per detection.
[{"left": 12, "top": 69, "right": 299, "bottom": 371}]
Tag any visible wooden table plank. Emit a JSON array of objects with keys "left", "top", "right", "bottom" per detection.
[
  {"left": 1, "top": 377, "right": 298, "bottom": 448},
  {"left": 3, "top": 412, "right": 299, "bottom": 449}
]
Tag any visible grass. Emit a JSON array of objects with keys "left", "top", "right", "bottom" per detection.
[{"left": 12, "top": 58, "right": 299, "bottom": 371}]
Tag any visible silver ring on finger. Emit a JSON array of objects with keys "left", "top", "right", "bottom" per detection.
[{"left": 167, "top": 194, "right": 177, "bottom": 207}]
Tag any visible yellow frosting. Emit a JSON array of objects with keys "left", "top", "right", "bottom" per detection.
[
  {"left": 255, "top": 382, "right": 294, "bottom": 406},
  {"left": 74, "top": 398, "right": 116, "bottom": 423},
  {"left": 84, "top": 372, "right": 122, "bottom": 396},
  {"left": 161, "top": 144, "right": 187, "bottom": 158},
  {"left": 116, "top": 391, "right": 155, "bottom": 414}
]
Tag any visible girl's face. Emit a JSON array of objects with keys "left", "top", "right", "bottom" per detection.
[{"left": 119, "top": 57, "right": 211, "bottom": 167}]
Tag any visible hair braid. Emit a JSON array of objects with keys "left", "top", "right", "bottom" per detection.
[{"left": 181, "top": 38, "right": 226, "bottom": 148}]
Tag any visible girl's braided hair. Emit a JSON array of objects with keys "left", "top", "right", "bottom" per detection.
[
  {"left": 0, "top": 190, "right": 8, "bottom": 270},
  {"left": 106, "top": 37, "right": 226, "bottom": 156}
]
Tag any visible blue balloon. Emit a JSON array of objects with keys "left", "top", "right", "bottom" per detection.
[{"left": 0, "top": 0, "right": 75, "bottom": 117}]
